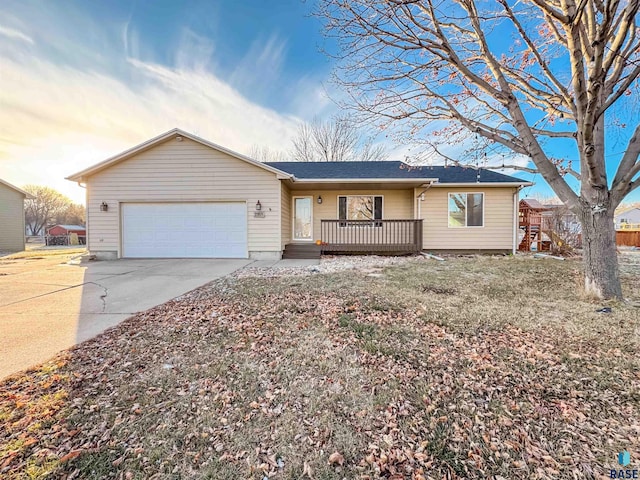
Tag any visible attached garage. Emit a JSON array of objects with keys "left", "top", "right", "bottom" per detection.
[
  {"left": 66, "top": 129, "right": 292, "bottom": 260},
  {"left": 122, "top": 202, "right": 247, "bottom": 258}
]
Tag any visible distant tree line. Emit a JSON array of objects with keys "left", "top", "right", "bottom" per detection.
[{"left": 23, "top": 185, "right": 85, "bottom": 236}]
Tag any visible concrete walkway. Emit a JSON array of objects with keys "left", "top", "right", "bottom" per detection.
[{"left": 0, "top": 257, "right": 250, "bottom": 379}]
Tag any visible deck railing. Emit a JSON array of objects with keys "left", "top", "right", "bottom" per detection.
[
  {"left": 320, "top": 219, "right": 423, "bottom": 253},
  {"left": 618, "top": 223, "right": 640, "bottom": 230}
]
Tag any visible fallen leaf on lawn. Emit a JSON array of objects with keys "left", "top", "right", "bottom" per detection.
[
  {"left": 303, "top": 461, "right": 313, "bottom": 478},
  {"left": 59, "top": 449, "right": 83, "bottom": 463},
  {"left": 328, "top": 451, "right": 344, "bottom": 466},
  {"left": 2, "top": 452, "right": 18, "bottom": 468}
]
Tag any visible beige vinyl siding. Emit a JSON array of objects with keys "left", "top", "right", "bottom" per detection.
[
  {"left": 419, "top": 186, "right": 516, "bottom": 250},
  {"left": 86, "top": 137, "right": 281, "bottom": 257},
  {"left": 0, "top": 184, "right": 26, "bottom": 252},
  {"left": 280, "top": 183, "right": 291, "bottom": 249},
  {"left": 293, "top": 189, "right": 414, "bottom": 242}
]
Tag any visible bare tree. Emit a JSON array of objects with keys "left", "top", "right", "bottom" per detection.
[
  {"left": 23, "top": 185, "right": 75, "bottom": 235},
  {"left": 291, "top": 117, "right": 387, "bottom": 162},
  {"left": 532, "top": 194, "right": 563, "bottom": 206},
  {"left": 58, "top": 203, "right": 86, "bottom": 226},
  {"left": 247, "top": 144, "right": 288, "bottom": 163},
  {"left": 544, "top": 204, "right": 583, "bottom": 254},
  {"left": 317, "top": 0, "right": 640, "bottom": 299}
]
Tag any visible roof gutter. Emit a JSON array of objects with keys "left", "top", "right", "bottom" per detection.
[
  {"left": 288, "top": 177, "right": 441, "bottom": 183},
  {"left": 429, "top": 182, "right": 533, "bottom": 187},
  {"left": 286, "top": 179, "right": 531, "bottom": 186}
]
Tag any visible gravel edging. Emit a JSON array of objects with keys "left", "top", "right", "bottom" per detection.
[{"left": 233, "top": 254, "right": 426, "bottom": 278}]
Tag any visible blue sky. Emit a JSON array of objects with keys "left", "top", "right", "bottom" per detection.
[
  {"left": 0, "top": 0, "right": 637, "bottom": 204},
  {"left": 0, "top": 0, "right": 338, "bottom": 202}
]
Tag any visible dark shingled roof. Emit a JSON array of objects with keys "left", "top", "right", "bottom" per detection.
[{"left": 265, "top": 161, "right": 527, "bottom": 184}]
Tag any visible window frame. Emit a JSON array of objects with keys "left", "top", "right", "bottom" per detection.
[
  {"left": 337, "top": 195, "right": 384, "bottom": 227},
  {"left": 447, "top": 192, "right": 485, "bottom": 228}
]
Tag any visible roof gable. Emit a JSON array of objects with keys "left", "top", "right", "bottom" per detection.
[
  {"left": 265, "top": 161, "right": 529, "bottom": 184},
  {"left": 0, "top": 178, "right": 33, "bottom": 198},
  {"left": 520, "top": 198, "right": 546, "bottom": 209},
  {"left": 615, "top": 207, "right": 640, "bottom": 217},
  {"left": 66, "top": 129, "right": 293, "bottom": 182}
]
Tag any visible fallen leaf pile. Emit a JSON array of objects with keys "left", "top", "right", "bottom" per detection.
[{"left": 1, "top": 256, "right": 638, "bottom": 479}]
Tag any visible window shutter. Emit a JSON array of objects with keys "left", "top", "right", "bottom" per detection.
[
  {"left": 374, "top": 196, "right": 383, "bottom": 219},
  {"left": 338, "top": 196, "right": 347, "bottom": 220}
]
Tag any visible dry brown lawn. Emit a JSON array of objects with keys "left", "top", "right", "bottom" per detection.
[
  {"left": 0, "top": 248, "right": 86, "bottom": 260},
  {"left": 1, "top": 253, "right": 639, "bottom": 479}
]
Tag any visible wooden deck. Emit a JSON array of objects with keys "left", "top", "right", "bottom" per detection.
[{"left": 320, "top": 219, "right": 423, "bottom": 254}]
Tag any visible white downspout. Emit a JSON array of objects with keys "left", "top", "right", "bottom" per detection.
[
  {"left": 416, "top": 182, "right": 436, "bottom": 251},
  {"left": 77, "top": 182, "right": 88, "bottom": 251},
  {"left": 512, "top": 186, "right": 522, "bottom": 255}
]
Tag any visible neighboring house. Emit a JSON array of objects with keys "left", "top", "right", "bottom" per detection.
[
  {"left": 66, "top": 128, "right": 531, "bottom": 260},
  {"left": 46, "top": 224, "right": 87, "bottom": 246},
  {"left": 542, "top": 203, "right": 581, "bottom": 232},
  {"left": 0, "top": 179, "right": 32, "bottom": 253},
  {"left": 615, "top": 207, "right": 640, "bottom": 229},
  {"left": 47, "top": 224, "right": 87, "bottom": 236}
]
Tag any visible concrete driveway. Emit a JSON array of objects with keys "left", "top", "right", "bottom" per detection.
[{"left": 0, "top": 256, "right": 251, "bottom": 379}]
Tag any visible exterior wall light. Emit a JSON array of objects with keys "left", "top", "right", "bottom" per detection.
[
  {"left": 317, "top": 195, "right": 323, "bottom": 204},
  {"left": 256, "top": 200, "right": 262, "bottom": 211},
  {"left": 100, "top": 202, "right": 109, "bottom": 212}
]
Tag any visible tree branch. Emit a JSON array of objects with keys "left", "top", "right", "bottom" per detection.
[
  {"left": 600, "top": 64, "right": 640, "bottom": 115},
  {"left": 497, "top": 0, "right": 574, "bottom": 111},
  {"left": 530, "top": 0, "right": 570, "bottom": 22},
  {"left": 613, "top": 123, "right": 640, "bottom": 185}
]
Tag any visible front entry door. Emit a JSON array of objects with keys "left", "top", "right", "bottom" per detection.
[{"left": 293, "top": 197, "right": 313, "bottom": 241}]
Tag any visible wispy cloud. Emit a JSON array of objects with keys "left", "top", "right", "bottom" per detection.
[
  {"left": 174, "top": 28, "right": 216, "bottom": 71},
  {"left": 0, "top": 1, "right": 389, "bottom": 203},
  {"left": 229, "top": 33, "right": 289, "bottom": 103},
  {"left": 0, "top": 13, "right": 315, "bottom": 202},
  {"left": 0, "top": 25, "right": 34, "bottom": 44},
  {"left": 0, "top": 51, "right": 306, "bottom": 201}
]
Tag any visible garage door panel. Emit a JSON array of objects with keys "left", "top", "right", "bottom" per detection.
[{"left": 122, "top": 202, "right": 247, "bottom": 258}]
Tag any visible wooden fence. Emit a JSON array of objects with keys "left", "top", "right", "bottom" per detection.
[
  {"left": 616, "top": 230, "right": 640, "bottom": 247},
  {"left": 45, "top": 234, "right": 87, "bottom": 246}
]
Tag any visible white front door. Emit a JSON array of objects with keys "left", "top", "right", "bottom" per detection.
[{"left": 293, "top": 197, "right": 313, "bottom": 241}]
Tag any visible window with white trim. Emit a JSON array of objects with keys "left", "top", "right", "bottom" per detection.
[
  {"left": 338, "top": 195, "right": 383, "bottom": 226},
  {"left": 448, "top": 193, "right": 484, "bottom": 227}
]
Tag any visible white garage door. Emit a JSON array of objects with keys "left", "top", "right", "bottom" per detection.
[{"left": 122, "top": 203, "right": 247, "bottom": 258}]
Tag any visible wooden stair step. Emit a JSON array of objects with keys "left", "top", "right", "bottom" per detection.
[{"left": 283, "top": 243, "right": 321, "bottom": 259}]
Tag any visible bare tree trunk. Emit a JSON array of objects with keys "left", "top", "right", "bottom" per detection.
[{"left": 579, "top": 205, "right": 622, "bottom": 299}]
